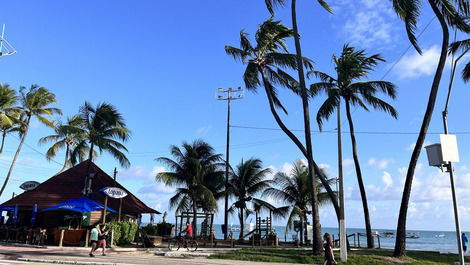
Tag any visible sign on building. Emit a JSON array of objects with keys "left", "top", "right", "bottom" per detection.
[{"left": 100, "top": 187, "right": 128, "bottom": 199}]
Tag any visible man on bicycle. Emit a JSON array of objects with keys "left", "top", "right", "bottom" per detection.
[{"left": 181, "top": 221, "right": 193, "bottom": 246}]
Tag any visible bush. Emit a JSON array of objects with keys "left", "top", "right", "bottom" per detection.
[
  {"left": 142, "top": 224, "right": 158, "bottom": 236},
  {"left": 156, "top": 222, "right": 172, "bottom": 236},
  {"left": 100, "top": 221, "right": 138, "bottom": 245}
]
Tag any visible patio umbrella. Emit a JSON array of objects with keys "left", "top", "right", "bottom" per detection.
[
  {"left": 31, "top": 204, "right": 37, "bottom": 223},
  {"left": 12, "top": 204, "right": 18, "bottom": 223},
  {"left": 41, "top": 197, "right": 117, "bottom": 213}
]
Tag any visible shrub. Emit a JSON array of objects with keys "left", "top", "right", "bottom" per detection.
[
  {"left": 100, "top": 221, "right": 138, "bottom": 245},
  {"left": 156, "top": 222, "right": 172, "bottom": 236},
  {"left": 142, "top": 224, "right": 158, "bottom": 236}
]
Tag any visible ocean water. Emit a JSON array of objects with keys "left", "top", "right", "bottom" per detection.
[{"left": 208, "top": 224, "right": 463, "bottom": 253}]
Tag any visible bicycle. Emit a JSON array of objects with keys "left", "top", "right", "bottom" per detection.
[{"left": 167, "top": 235, "right": 198, "bottom": 251}]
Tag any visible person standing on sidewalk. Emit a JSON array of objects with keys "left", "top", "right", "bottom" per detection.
[
  {"left": 89, "top": 224, "right": 100, "bottom": 257},
  {"left": 98, "top": 225, "right": 109, "bottom": 256},
  {"left": 462, "top": 233, "right": 468, "bottom": 252}
]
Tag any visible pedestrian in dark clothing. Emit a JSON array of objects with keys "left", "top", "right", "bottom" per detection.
[
  {"left": 323, "top": 233, "right": 336, "bottom": 265},
  {"left": 462, "top": 233, "right": 468, "bottom": 252}
]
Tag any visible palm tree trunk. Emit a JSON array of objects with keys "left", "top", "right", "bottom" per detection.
[
  {"left": 239, "top": 208, "right": 244, "bottom": 240},
  {"left": 192, "top": 194, "right": 198, "bottom": 239},
  {"left": 291, "top": 0, "right": 323, "bottom": 255},
  {"left": 58, "top": 145, "right": 70, "bottom": 174},
  {"left": 0, "top": 132, "right": 6, "bottom": 156},
  {"left": 0, "top": 116, "right": 31, "bottom": 197},
  {"left": 259, "top": 67, "right": 340, "bottom": 224},
  {"left": 394, "top": 0, "right": 449, "bottom": 257},
  {"left": 299, "top": 213, "right": 304, "bottom": 245},
  {"left": 345, "top": 100, "right": 374, "bottom": 248},
  {"left": 84, "top": 142, "right": 95, "bottom": 196}
]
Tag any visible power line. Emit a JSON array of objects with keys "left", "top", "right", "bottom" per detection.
[
  {"left": 9, "top": 134, "right": 63, "bottom": 167},
  {"left": 231, "top": 124, "right": 470, "bottom": 135}
]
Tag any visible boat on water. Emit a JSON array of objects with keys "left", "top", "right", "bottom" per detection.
[
  {"left": 435, "top": 233, "right": 446, "bottom": 238},
  {"left": 382, "top": 231, "right": 395, "bottom": 238},
  {"left": 406, "top": 232, "right": 420, "bottom": 239}
]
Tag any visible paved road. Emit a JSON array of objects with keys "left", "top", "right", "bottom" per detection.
[{"left": 0, "top": 246, "right": 302, "bottom": 265}]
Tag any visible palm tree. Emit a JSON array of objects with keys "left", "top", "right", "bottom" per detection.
[
  {"left": 310, "top": 44, "right": 398, "bottom": 248},
  {"left": 227, "top": 158, "right": 272, "bottom": 239},
  {"left": 263, "top": 160, "right": 335, "bottom": 245},
  {"left": 75, "top": 102, "right": 131, "bottom": 168},
  {"left": 391, "top": 0, "right": 469, "bottom": 257},
  {"left": 264, "top": 0, "right": 332, "bottom": 255},
  {"left": 156, "top": 140, "right": 224, "bottom": 238},
  {"left": 225, "top": 19, "right": 326, "bottom": 252},
  {"left": 449, "top": 38, "right": 470, "bottom": 82},
  {"left": 39, "top": 116, "right": 88, "bottom": 174},
  {"left": 0, "top": 84, "right": 20, "bottom": 155},
  {"left": 0, "top": 85, "right": 61, "bottom": 197}
]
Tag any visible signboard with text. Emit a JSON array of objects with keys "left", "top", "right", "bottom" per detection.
[
  {"left": 100, "top": 187, "right": 128, "bottom": 199},
  {"left": 19, "top": 181, "right": 40, "bottom": 191}
]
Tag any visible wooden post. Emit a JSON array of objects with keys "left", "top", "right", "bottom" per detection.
[
  {"left": 231, "top": 237, "right": 234, "bottom": 248},
  {"left": 6, "top": 228, "right": 9, "bottom": 243},
  {"left": 59, "top": 229, "right": 65, "bottom": 247},
  {"left": 102, "top": 196, "right": 108, "bottom": 223},
  {"left": 118, "top": 198, "right": 122, "bottom": 221},
  {"left": 357, "top": 233, "right": 360, "bottom": 248},
  {"left": 377, "top": 234, "right": 381, "bottom": 249},
  {"left": 85, "top": 229, "right": 89, "bottom": 248},
  {"left": 252, "top": 235, "right": 255, "bottom": 247},
  {"left": 110, "top": 229, "right": 114, "bottom": 248}
]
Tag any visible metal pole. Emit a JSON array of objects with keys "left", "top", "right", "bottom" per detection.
[
  {"left": 0, "top": 24, "right": 5, "bottom": 54},
  {"left": 443, "top": 111, "right": 465, "bottom": 265},
  {"left": 223, "top": 89, "right": 231, "bottom": 241},
  {"left": 338, "top": 104, "right": 347, "bottom": 261},
  {"left": 217, "top": 87, "right": 243, "bottom": 240},
  {"left": 441, "top": 31, "right": 466, "bottom": 265}
]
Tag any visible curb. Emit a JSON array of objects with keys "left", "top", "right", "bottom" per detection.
[{"left": 17, "top": 257, "right": 132, "bottom": 265}]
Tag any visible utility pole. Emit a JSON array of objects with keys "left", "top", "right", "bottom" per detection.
[
  {"left": 216, "top": 87, "right": 243, "bottom": 240},
  {"left": 337, "top": 104, "right": 347, "bottom": 261},
  {"left": 441, "top": 41, "right": 467, "bottom": 265},
  {"left": 0, "top": 24, "right": 17, "bottom": 57}
]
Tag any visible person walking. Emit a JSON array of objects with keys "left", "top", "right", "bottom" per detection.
[
  {"left": 323, "top": 233, "right": 336, "bottom": 265},
  {"left": 98, "top": 225, "right": 109, "bottom": 256},
  {"left": 462, "top": 233, "right": 468, "bottom": 252},
  {"left": 89, "top": 224, "right": 100, "bottom": 257}
]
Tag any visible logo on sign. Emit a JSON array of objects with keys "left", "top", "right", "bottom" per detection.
[
  {"left": 100, "top": 187, "right": 128, "bottom": 199},
  {"left": 19, "top": 181, "right": 40, "bottom": 191}
]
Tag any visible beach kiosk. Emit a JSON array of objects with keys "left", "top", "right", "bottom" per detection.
[{"left": 0, "top": 160, "right": 160, "bottom": 245}]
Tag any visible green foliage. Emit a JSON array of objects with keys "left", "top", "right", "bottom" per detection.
[
  {"left": 156, "top": 222, "right": 172, "bottom": 236},
  {"left": 141, "top": 224, "right": 158, "bottom": 236},
  {"left": 101, "top": 221, "right": 138, "bottom": 245}
]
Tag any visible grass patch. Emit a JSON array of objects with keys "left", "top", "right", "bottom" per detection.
[{"left": 209, "top": 248, "right": 468, "bottom": 264}]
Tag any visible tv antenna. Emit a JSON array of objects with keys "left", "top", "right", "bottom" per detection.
[{"left": 0, "top": 24, "right": 16, "bottom": 57}]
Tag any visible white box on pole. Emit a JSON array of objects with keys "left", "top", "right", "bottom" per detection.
[{"left": 440, "top": 134, "right": 460, "bottom": 163}]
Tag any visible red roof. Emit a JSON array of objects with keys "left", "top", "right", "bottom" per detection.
[{"left": 1, "top": 160, "right": 160, "bottom": 215}]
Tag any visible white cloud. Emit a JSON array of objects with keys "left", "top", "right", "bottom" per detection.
[
  {"left": 196, "top": 125, "right": 212, "bottom": 135},
  {"left": 334, "top": 0, "right": 397, "bottom": 48},
  {"left": 368, "top": 157, "right": 394, "bottom": 169},
  {"left": 394, "top": 46, "right": 441, "bottom": 79},
  {"left": 382, "top": 171, "right": 393, "bottom": 188}
]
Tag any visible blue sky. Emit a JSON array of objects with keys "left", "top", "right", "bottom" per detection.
[{"left": 0, "top": 0, "right": 469, "bottom": 231}]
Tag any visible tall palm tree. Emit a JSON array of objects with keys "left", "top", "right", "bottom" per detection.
[
  {"left": 227, "top": 158, "right": 272, "bottom": 239},
  {"left": 310, "top": 44, "right": 398, "bottom": 248},
  {"left": 156, "top": 140, "right": 224, "bottom": 238},
  {"left": 76, "top": 102, "right": 131, "bottom": 168},
  {"left": 0, "top": 84, "right": 20, "bottom": 155},
  {"left": 391, "top": 0, "right": 469, "bottom": 257},
  {"left": 39, "top": 116, "right": 88, "bottom": 174},
  {"left": 225, "top": 19, "right": 325, "bottom": 252},
  {"left": 449, "top": 37, "right": 470, "bottom": 82},
  {"left": 0, "top": 85, "right": 61, "bottom": 197},
  {"left": 264, "top": 0, "right": 332, "bottom": 255},
  {"left": 263, "top": 160, "right": 335, "bottom": 245}
]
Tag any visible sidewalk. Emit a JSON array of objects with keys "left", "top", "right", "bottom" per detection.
[{"left": 0, "top": 245, "right": 299, "bottom": 265}]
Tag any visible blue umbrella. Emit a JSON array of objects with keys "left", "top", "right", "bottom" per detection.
[
  {"left": 31, "top": 204, "right": 37, "bottom": 223},
  {"left": 12, "top": 204, "right": 18, "bottom": 223},
  {"left": 41, "top": 197, "right": 117, "bottom": 213}
]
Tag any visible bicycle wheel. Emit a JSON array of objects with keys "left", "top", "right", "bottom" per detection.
[
  {"left": 168, "top": 239, "right": 179, "bottom": 251},
  {"left": 187, "top": 240, "right": 198, "bottom": 252}
]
